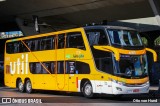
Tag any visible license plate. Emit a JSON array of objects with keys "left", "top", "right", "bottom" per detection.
[{"left": 133, "top": 89, "right": 139, "bottom": 92}]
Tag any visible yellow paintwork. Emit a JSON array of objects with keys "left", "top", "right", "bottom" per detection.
[
  {"left": 4, "top": 27, "right": 153, "bottom": 93},
  {"left": 117, "top": 48, "right": 146, "bottom": 55},
  {"left": 93, "top": 46, "right": 120, "bottom": 61},
  {"left": 146, "top": 48, "right": 157, "bottom": 62},
  {"left": 93, "top": 46, "right": 146, "bottom": 61},
  {"left": 111, "top": 75, "right": 149, "bottom": 84}
]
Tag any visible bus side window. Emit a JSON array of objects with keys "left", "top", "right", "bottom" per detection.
[
  {"left": 42, "top": 63, "right": 48, "bottom": 74},
  {"left": 50, "top": 62, "right": 55, "bottom": 74},
  {"left": 40, "top": 38, "right": 45, "bottom": 50},
  {"left": 29, "top": 63, "right": 36, "bottom": 74},
  {"left": 86, "top": 29, "right": 109, "bottom": 46},
  {"left": 94, "top": 52, "right": 113, "bottom": 74},
  {"left": 67, "top": 32, "right": 85, "bottom": 50},
  {"left": 42, "top": 62, "right": 55, "bottom": 74},
  {"left": 36, "top": 63, "right": 42, "bottom": 74},
  {"left": 25, "top": 40, "right": 31, "bottom": 51},
  {"left": 58, "top": 34, "right": 65, "bottom": 49},
  {"left": 66, "top": 61, "right": 90, "bottom": 74},
  {"left": 75, "top": 61, "right": 90, "bottom": 74},
  {"left": 30, "top": 40, "right": 36, "bottom": 51},
  {"left": 13, "top": 41, "right": 19, "bottom": 53},
  {"left": 57, "top": 61, "right": 64, "bottom": 74},
  {"left": 66, "top": 61, "right": 76, "bottom": 74},
  {"left": 20, "top": 41, "right": 28, "bottom": 52},
  {"left": 30, "top": 62, "right": 55, "bottom": 74},
  {"left": 19, "top": 42, "right": 26, "bottom": 53},
  {"left": 87, "top": 32, "right": 100, "bottom": 45},
  {"left": 44, "top": 37, "right": 53, "bottom": 50},
  {"left": 6, "top": 43, "right": 14, "bottom": 54}
]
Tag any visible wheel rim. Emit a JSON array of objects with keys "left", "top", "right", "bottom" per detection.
[
  {"left": 18, "top": 81, "right": 23, "bottom": 91},
  {"left": 84, "top": 84, "right": 92, "bottom": 96},
  {"left": 26, "top": 81, "right": 31, "bottom": 92}
]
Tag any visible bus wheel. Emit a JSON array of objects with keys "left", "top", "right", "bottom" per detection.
[
  {"left": 82, "top": 81, "right": 94, "bottom": 98},
  {"left": 18, "top": 79, "right": 25, "bottom": 93},
  {"left": 25, "top": 79, "right": 32, "bottom": 93}
]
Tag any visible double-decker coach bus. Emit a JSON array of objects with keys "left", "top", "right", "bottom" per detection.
[{"left": 4, "top": 25, "right": 157, "bottom": 98}]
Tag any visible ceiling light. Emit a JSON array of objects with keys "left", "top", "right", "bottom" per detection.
[{"left": 0, "top": 0, "right": 6, "bottom": 2}]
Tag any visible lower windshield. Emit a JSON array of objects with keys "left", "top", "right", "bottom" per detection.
[{"left": 114, "top": 55, "right": 148, "bottom": 78}]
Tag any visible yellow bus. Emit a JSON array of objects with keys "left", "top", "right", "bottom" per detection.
[{"left": 4, "top": 25, "right": 157, "bottom": 98}]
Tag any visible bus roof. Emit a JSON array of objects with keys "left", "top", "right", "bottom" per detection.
[
  {"left": 6, "top": 25, "right": 136, "bottom": 43},
  {"left": 84, "top": 25, "right": 136, "bottom": 31}
]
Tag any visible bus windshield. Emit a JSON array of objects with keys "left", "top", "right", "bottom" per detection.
[
  {"left": 114, "top": 55, "right": 148, "bottom": 78},
  {"left": 108, "top": 29, "right": 143, "bottom": 46}
]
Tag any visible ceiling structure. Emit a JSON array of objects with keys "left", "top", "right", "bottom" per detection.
[{"left": 0, "top": 0, "right": 159, "bottom": 32}]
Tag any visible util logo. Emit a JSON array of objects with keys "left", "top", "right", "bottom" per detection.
[{"left": 10, "top": 54, "right": 28, "bottom": 74}]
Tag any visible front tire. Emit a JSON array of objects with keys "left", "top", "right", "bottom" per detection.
[
  {"left": 18, "top": 79, "right": 25, "bottom": 93},
  {"left": 82, "top": 81, "right": 94, "bottom": 98},
  {"left": 25, "top": 79, "right": 32, "bottom": 93}
]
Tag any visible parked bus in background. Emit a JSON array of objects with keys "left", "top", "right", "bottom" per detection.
[{"left": 4, "top": 25, "right": 157, "bottom": 98}]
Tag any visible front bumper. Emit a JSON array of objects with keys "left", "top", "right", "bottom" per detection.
[{"left": 112, "top": 82, "right": 150, "bottom": 94}]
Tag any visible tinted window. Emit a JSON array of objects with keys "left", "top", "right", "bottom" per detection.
[
  {"left": 58, "top": 34, "right": 65, "bottom": 49},
  {"left": 67, "top": 32, "right": 85, "bottom": 50},
  {"left": 35, "top": 63, "right": 42, "bottom": 74},
  {"left": 66, "top": 61, "right": 76, "bottom": 74},
  {"left": 29, "top": 62, "right": 55, "bottom": 74},
  {"left": 57, "top": 61, "right": 65, "bottom": 74},
  {"left": 19, "top": 41, "right": 28, "bottom": 52},
  {"left": 30, "top": 63, "right": 36, "bottom": 74},
  {"left": 14, "top": 42, "right": 20, "bottom": 53},
  {"left": 6, "top": 42, "right": 14, "bottom": 53},
  {"left": 42, "top": 62, "right": 51, "bottom": 74},
  {"left": 76, "top": 61, "right": 90, "bottom": 74},
  {"left": 91, "top": 47, "right": 113, "bottom": 74},
  {"left": 45, "top": 37, "right": 54, "bottom": 50},
  {"left": 25, "top": 40, "right": 32, "bottom": 50},
  {"left": 41, "top": 37, "right": 53, "bottom": 50},
  {"left": 66, "top": 61, "right": 90, "bottom": 74},
  {"left": 95, "top": 56, "right": 113, "bottom": 74},
  {"left": 6, "top": 36, "right": 54, "bottom": 54},
  {"left": 85, "top": 29, "right": 109, "bottom": 46}
]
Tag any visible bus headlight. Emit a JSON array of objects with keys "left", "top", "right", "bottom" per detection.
[
  {"left": 111, "top": 79, "right": 126, "bottom": 86},
  {"left": 118, "top": 82, "right": 126, "bottom": 86}
]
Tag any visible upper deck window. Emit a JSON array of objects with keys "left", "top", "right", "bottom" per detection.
[
  {"left": 108, "top": 29, "right": 142, "bottom": 46},
  {"left": 85, "top": 29, "right": 109, "bottom": 46},
  {"left": 67, "top": 32, "right": 85, "bottom": 50}
]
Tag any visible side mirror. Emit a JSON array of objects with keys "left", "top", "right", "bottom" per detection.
[{"left": 146, "top": 48, "right": 157, "bottom": 62}]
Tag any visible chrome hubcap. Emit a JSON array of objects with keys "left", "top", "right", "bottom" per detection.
[
  {"left": 27, "top": 82, "right": 31, "bottom": 92},
  {"left": 19, "top": 82, "right": 23, "bottom": 91},
  {"left": 84, "top": 84, "right": 92, "bottom": 95}
]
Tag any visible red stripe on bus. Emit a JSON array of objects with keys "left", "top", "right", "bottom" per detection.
[{"left": 76, "top": 77, "right": 78, "bottom": 88}]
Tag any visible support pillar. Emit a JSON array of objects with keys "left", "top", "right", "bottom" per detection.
[
  {"left": 149, "top": 0, "right": 160, "bottom": 27},
  {"left": 15, "top": 17, "right": 53, "bottom": 36}
]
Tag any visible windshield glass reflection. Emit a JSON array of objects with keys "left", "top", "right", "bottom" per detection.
[{"left": 108, "top": 29, "right": 142, "bottom": 46}]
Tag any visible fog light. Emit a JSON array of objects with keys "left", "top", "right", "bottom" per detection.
[{"left": 116, "top": 87, "right": 122, "bottom": 91}]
